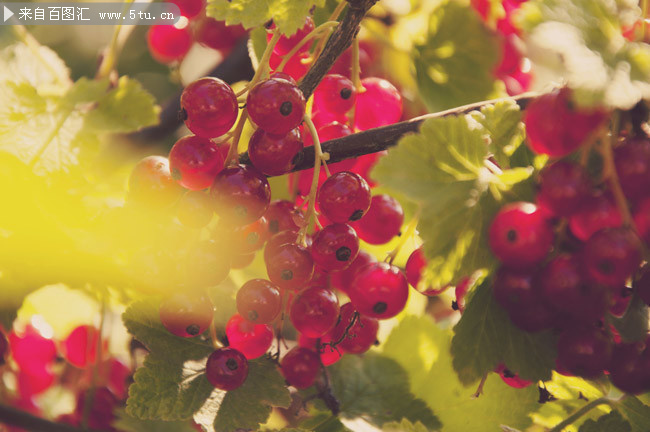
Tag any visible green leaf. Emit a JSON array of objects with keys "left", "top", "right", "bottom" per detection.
[
  {"left": 617, "top": 396, "right": 650, "bottom": 432},
  {"left": 414, "top": 1, "right": 500, "bottom": 112},
  {"left": 113, "top": 409, "right": 198, "bottom": 432},
  {"left": 519, "top": 0, "right": 650, "bottom": 109},
  {"left": 299, "top": 413, "right": 352, "bottom": 432},
  {"left": 372, "top": 113, "right": 534, "bottom": 289},
  {"left": 451, "top": 278, "right": 557, "bottom": 385},
  {"left": 328, "top": 353, "right": 441, "bottom": 430},
  {"left": 382, "top": 315, "right": 541, "bottom": 432},
  {"left": 611, "top": 292, "right": 649, "bottom": 343},
  {"left": 248, "top": 27, "right": 267, "bottom": 70},
  {"left": 195, "top": 357, "right": 291, "bottom": 432},
  {"left": 86, "top": 76, "right": 160, "bottom": 133},
  {"left": 383, "top": 418, "right": 431, "bottom": 432},
  {"left": 206, "top": 0, "right": 326, "bottom": 35},
  {"left": 0, "top": 41, "right": 71, "bottom": 90},
  {"left": 579, "top": 410, "right": 631, "bottom": 432}
]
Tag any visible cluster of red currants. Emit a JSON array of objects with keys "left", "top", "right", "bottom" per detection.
[
  {"left": 486, "top": 88, "right": 650, "bottom": 394},
  {"left": 0, "top": 325, "right": 129, "bottom": 431},
  {"left": 147, "top": 0, "right": 246, "bottom": 64}
]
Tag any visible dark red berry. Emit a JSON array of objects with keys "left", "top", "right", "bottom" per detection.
[
  {"left": 330, "top": 250, "right": 377, "bottom": 293},
  {"left": 488, "top": 202, "right": 554, "bottom": 268},
  {"left": 537, "top": 161, "right": 591, "bottom": 217},
  {"left": 195, "top": 18, "right": 246, "bottom": 51},
  {"left": 348, "top": 262, "right": 409, "bottom": 319},
  {"left": 314, "top": 74, "right": 357, "bottom": 116},
  {"left": 177, "top": 190, "right": 214, "bottom": 228},
  {"left": 159, "top": 293, "right": 214, "bottom": 338},
  {"left": 609, "top": 339, "right": 650, "bottom": 394},
  {"left": 280, "top": 346, "right": 320, "bottom": 389},
  {"left": 556, "top": 327, "right": 612, "bottom": 379},
  {"left": 317, "top": 171, "right": 371, "bottom": 223},
  {"left": 352, "top": 194, "right": 404, "bottom": 245},
  {"left": 236, "top": 279, "right": 282, "bottom": 324},
  {"left": 614, "top": 136, "right": 650, "bottom": 200},
  {"left": 147, "top": 25, "right": 192, "bottom": 64},
  {"left": 0, "top": 331, "right": 7, "bottom": 365},
  {"left": 75, "top": 387, "right": 118, "bottom": 430},
  {"left": 636, "top": 266, "right": 650, "bottom": 306},
  {"left": 265, "top": 200, "right": 304, "bottom": 234},
  {"left": 225, "top": 314, "right": 273, "bottom": 359},
  {"left": 248, "top": 127, "right": 304, "bottom": 176},
  {"left": 128, "top": 156, "right": 183, "bottom": 207},
  {"left": 354, "top": 77, "right": 402, "bottom": 131},
  {"left": 206, "top": 347, "right": 249, "bottom": 390},
  {"left": 569, "top": 192, "right": 622, "bottom": 241},
  {"left": 311, "top": 223, "right": 360, "bottom": 271},
  {"left": 633, "top": 197, "right": 650, "bottom": 244},
  {"left": 290, "top": 286, "right": 340, "bottom": 338},
  {"left": 582, "top": 227, "right": 641, "bottom": 287},
  {"left": 266, "top": 243, "right": 314, "bottom": 291},
  {"left": 169, "top": 135, "right": 225, "bottom": 190},
  {"left": 210, "top": 164, "right": 271, "bottom": 226},
  {"left": 330, "top": 303, "right": 379, "bottom": 354},
  {"left": 247, "top": 78, "right": 306, "bottom": 136},
  {"left": 264, "top": 230, "right": 300, "bottom": 262},
  {"left": 180, "top": 78, "right": 238, "bottom": 139}
]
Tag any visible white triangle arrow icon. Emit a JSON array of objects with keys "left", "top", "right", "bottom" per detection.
[{"left": 4, "top": 5, "right": 14, "bottom": 22}]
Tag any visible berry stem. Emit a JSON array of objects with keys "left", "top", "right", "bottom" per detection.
[
  {"left": 548, "top": 397, "right": 614, "bottom": 432},
  {"left": 471, "top": 373, "right": 488, "bottom": 398},
  {"left": 386, "top": 211, "right": 420, "bottom": 265},
  {"left": 601, "top": 111, "right": 634, "bottom": 227},
  {"left": 83, "top": 295, "right": 107, "bottom": 429},
  {"left": 276, "top": 21, "right": 340, "bottom": 73},
  {"left": 319, "top": 312, "right": 359, "bottom": 352},
  {"left": 96, "top": 0, "right": 136, "bottom": 79},
  {"left": 348, "top": 37, "right": 362, "bottom": 130},
  {"left": 642, "top": 0, "right": 648, "bottom": 41},
  {"left": 225, "top": 109, "right": 249, "bottom": 165}
]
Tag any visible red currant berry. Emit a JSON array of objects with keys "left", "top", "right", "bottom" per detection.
[
  {"left": 268, "top": 17, "right": 315, "bottom": 55},
  {"left": 582, "top": 227, "right": 641, "bottom": 287},
  {"left": 330, "top": 303, "right": 379, "bottom": 354},
  {"left": 159, "top": 293, "right": 214, "bottom": 337},
  {"left": 265, "top": 200, "right": 304, "bottom": 234},
  {"left": 231, "top": 252, "right": 256, "bottom": 269},
  {"left": 180, "top": 78, "right": 238, "bottom": 139},
  {"left": 169, "top": 135, "right": 225, "bottom": 190},
  {"left": 537, "top": 161, "right": 591, "bottom": 217},
  {"left": 569, "top": 192, "right": 622, "bottom": 241},
  {"left": 290, "top": 287, "right": 340, "bottom": 338},
  {"left": 10, "top": 326, "right": 57, "bottom": 374},
  {"left": 75, "top": 387, "right": 118, "bottom": 430},
  {"left": 354, "top": 77, "right": 402, "bottom": 131},
  {"left": 210, "top": 164, "right": 271, "bottom": 226},
  {"left": 524, "top": 88, "right": 606, "bottom": 157},
  {"left": 269, "top": 51, "right": 310, "bottom": 82},
  {"left": 247, "top": 77, "right": 306, "bottom": 136},
  {"left": 177, "top": 190, "right": 214, "bottom": 228},
  {"left": 330, "top": 250, "right": 377, "bottom": 293},
  {"left": 405, "top": 247, "right": 447, "bottom": 296},
  {"left": 348, "top": 262, "right": 409, "bottom": 319},
  {"left": 171, "top": 0, "right": 205, "bottom": 19},
  {"left": 266, "top": 243, "right": 314, "bottom": 291},
  {"left": 195, "top": 18, "right": 246, "bottom": 51},
  {"left": 206, "top": 347, "right": 249, "bottom": 390},
  {"left": 264, "top": 230, "right": 300, "bottom": 262},
  {"left": 280, "top": 346, "right": 321, "bottom": 389},
  {"left": 236, "top": 279, "right": 282, "bottom": 324},
  {"left": 298, "top": 333, "right": 343, "bottom": 366},
  {"left": 353, "top": 194, "right": 404, "bottom": 245},
  {"left": 556, "top": 326, "right": 612, "bottom": 379},
  {"left": 225, "top": 314, "right": 273, "bottom": 359},
  {"left": 248, "top": 127, "right": 304, "bottom": 176},
  {"left": 314, "top": 74, "right": 357, "bottom": 116},
  {"left": 330, "top": 43, "right": 372, "bottom": 78},
  {"left": 128, "top": 156, "right": 183, "bottom": 207},
  {"left": 311, "top": 223, "right": 359, "bottom": 271},
  {"left": 489, "top": 202, "right": 553, "bottom": 268},
  {"left": 317, "top": 171, "right": 371, "bottom": 223},
  {"left": 495, "top": 364, "right": 532, "bottom": 389},
  {"left": 633, "top": 197, "right": 650, "bottom": 244},
  {"left": 609, "top": 339, "right": 650, "bottom": 395},
  {"left": 147, "top": 25, "right": 192, "bottom": 64},
  {"left": 184, "top": 240, "right": 231, "bottom": 287},
  {"left": 63, "top": 325, "right": 104, "bottom": 368},
  {"left": 614, "top": 136, "right": 650, "bottom": 200},
  {"left": 106, "top": 357, "right": 131, "bottom": 399}
]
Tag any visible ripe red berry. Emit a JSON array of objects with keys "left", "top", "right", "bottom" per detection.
[
  {"left": 582, "top": 227, "right": 641, "bottom": 287},
  {"left": 169, "top": 136, "right": 225, "bottom": 190},
  {"left": 236, "top": 279, "right": 282, "bottom": 324},
  {"left": 128, "top": 156, "right": 183, "bottom": 207},
  {"left": 405, "top": 247, "right": 439, "bottom": 295},
  {"left": 225, "top": 314, "right": 273, "bottom": 359},
  {"left": 206, "top": 347, "right": 249, "bottom": 390},
  {"left": 265, "top": 200, "right": 304, "bottom": 234},
  {"left": 177, "top": 190, "right": 214, "bottom": 228},
  {"left": 348, "top": 262, "right": 409, "bottom": 319},
  {"left": 210, "top": 164, "right": 271, "bottom": 226},
  {"left": 298, "top": 333, "right": 342, "bottom": 366},
  {"left": 311, "top": 223, "right": 360, "bottom": 271},
  {"left": 353, "top": 194, "right": 404, "bottom": 245},
  {"left": 330, "top": 303, "right": 379, "bottom": 354},
  {"left": 280, "top": 346, "right": 321, "bottom": 389},
  {"left": 63, "top": 325, "right": 104, "bottom": 368},
  {"left": 264, "top": 230, "right": 300, "bottom": 263},
  {"left": 354, "top": 77, "right": 402, "bottom": 131},
  {"left": 147, "top": 25, "right": 192, "bottom": 64},
  {"left": 537, "top": 161, "right": 591, "bottom": 217},
  {"left": 268, "top": 17, "right": 315, "bottom": 55},
  {"left": 247, "top": 77, "right": 306, "bottom": 136},
  {"left": 317, "top": 171, "right": 371, "bottom": 223},
  {"left": 195, "top": 18, "right": 246, "bottom": 51},
  {"left": 269, "top": 51, "right": 310, "bottom": 82},
  {"left": 248, "top": 127, "right": 304, "bottom": 176},
  {"left": 524, "top": 88, "right": 606, "bottom": 157},
  {"left": 171, "top": 0, "right": 205, "bottom": 19},
  {"left": 614, "top": 136, "right": 650, "bottom": 200},
  {"left": 495, "top": 364, "right": 532, "bottom": 389},
  {"left": 290, "top": 287, "right": 340, "bottom": 338},
  {"left": 75, "top": 387, "right": 118, "bottom": 430},
  {"left": 488, "top": 202, "right": 554, "bottom": 268},
  {"left": 556, "top": 327, "right": 612, "bottom": 379},
  {"left": 330, "top": 250, "right": 377, "bottom": 293},
  {"left": 314, "top": 74, "right": 357, "bottom": 116},
  {"left": 608, "top": 339, "right": 650, "bottom": 395},
  {"left": 10, "top": 326, "right": 57, "bottom": 374},
  {"left": 159, "top": 293, "right": 214, "bottom": 337},
  {"left": 266, "top": 243, "right": 314, "bottom": 291},
  {"left": 180, "top": 78, "right": 238, "bottom": 139},
  {"left": 569, "top": 192, "right": 622, "bottom": 241}
]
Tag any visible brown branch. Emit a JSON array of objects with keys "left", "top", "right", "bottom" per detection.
[
  {"left": 0, "top": 404, "right": 110, "bottom": 432},
  {"left": 239, "top": 93, "right": 535, "bottom": 174},
  {"left": 298, "top": 0, "right": 379, "bottom": 99}
]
